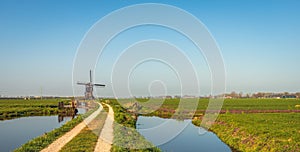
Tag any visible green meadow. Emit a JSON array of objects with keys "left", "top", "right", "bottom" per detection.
[
  {"left": 118, "top": 98, "right": 300, "bottom": 117},
  {"left": 0, "top": 99, "right": 71, "bottom": 120}
]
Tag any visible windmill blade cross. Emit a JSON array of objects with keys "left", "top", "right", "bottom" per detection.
[{"left": 77, "top": 70, "right": 105, "bottom": 99}]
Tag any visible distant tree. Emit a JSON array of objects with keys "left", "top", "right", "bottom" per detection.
[{"left": 246, "top": 93, "right": 251, "bottom": 98}]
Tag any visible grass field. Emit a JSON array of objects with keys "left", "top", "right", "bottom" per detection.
[
  {"left": 156, "top": 98, "right": 300, "bottom": 110},
  {"left": 0, "top": 99, "right": 71, "bottom": 120},
  {"left": 117, "top": 98, "right": 300, "bottom": 118}
]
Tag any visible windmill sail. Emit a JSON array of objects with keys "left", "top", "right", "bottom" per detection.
[
  {"left": 94, "top": 84, "right": 105, "bottom": 87},
  {"left": 77, "top": 70, "right": 105, "bottom": 99},
  {"left": 90, "top": 70, "right": 92, "bottom": 83}
]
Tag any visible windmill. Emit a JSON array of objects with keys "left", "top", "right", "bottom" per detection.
[{"left": 77, "top": 70, "right": 105, "bottom": 99}]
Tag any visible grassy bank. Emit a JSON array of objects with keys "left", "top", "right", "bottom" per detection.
[
  {"left": 193, "top": 113, "right": 300, "bottom": 151},
  {"left": 0, "top": 99, "right": 71, "bottom": 120},
  {"left": 14, "top": 101, "right": 99, "bottom": 152},
  {"left": 105, "top": 99, "right": 161, "bottom": 152}
]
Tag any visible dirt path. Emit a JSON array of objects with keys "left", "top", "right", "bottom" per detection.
[
  {"left": 94, "top": 103, "right": 114, "bottom": 152},
  {"left": 41, "top": 102, "right": 102, "bottom": 152}
]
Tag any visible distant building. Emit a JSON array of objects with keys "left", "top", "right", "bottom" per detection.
[
  {"left": 282, "top": 95, "right": 297, "bottom": 99},
  {"left": 265, "top": 94, "right": 282, "bottom": 99},
  {"left": 225, "top": 96, "right": 232, "bottom": 99}
]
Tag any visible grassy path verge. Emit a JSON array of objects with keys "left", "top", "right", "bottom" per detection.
[{"left": 60, "top": 104, "right": 109, "bottom": 152}]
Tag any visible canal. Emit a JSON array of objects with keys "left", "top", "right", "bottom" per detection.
[
  {"left": 0, "top": 108, "right": 87, "bottom": 152},
  {"left": 136, "top": 116, "right": 231, "bottom": 152}
]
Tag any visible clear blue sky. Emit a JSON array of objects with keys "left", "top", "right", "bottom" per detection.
[{"left": 0, "top": 0, "right": 299, "bottom": 97}]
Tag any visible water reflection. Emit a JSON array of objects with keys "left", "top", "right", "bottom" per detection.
[
  {"left": 58, "top": 108, "right": 87, "bottom": 123},
  {"left": 137, "top": 116, "right": 231, "bottom": 152}
]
